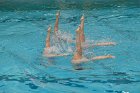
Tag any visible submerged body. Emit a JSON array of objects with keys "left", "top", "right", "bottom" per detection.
[
  {"left": 72, "top": 26, "right": 83, "bottom": 60},
  {"left": 72, "top": 25, "right": 115, "bottom": 64},
  {"left": 44, "top": 25, "right": 69, "bottom": 57}
]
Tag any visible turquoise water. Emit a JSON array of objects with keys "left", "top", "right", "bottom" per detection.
[{"left": 0, "top": 0, "right": 140, "bottom": 93}]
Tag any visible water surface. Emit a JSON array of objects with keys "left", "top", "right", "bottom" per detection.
[{"left": 0, "top": 0, "right": 140, "bottom": 93}]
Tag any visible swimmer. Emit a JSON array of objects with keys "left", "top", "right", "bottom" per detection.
[
  {"left": 49, "top": 11, "right": 116, "bottom": 58},
  {"left": 53, "top": 10, "right": 115, "bottom": 44},
  {"left": 53, "top": 11, "right": 76, "bottom": 44},
  {"left": 54, "top": 11, "right": 60, "bottom": 33},
  {"left": 72, "top": 26, "right": 115, "bottom": 64},
  {"left": 79, "top": 15, "right": 116, "bottom": 47},
  {"left": 44, "top": 25, "right": 69, "bottom": 58},
  {"left": 53, "top": 11, "right": 116, "bottom": 47},
  {"left": 56, "top": 13, "right": 116, "bottom": 46}
]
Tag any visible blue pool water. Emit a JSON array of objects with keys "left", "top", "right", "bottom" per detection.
[{"left": 0, "top": 0, "right": 140, "bottom": 93}]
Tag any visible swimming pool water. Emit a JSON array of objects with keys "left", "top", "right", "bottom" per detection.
[{"left": 0, "top": 0, "right": 140, "bottom": 93}]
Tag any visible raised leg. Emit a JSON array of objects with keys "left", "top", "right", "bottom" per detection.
[
  {"left": 72, "top": 26, "right": 83, "bottom": 61},
  {"left": 54, "top": 11, "right": 60, "bottom": 33},
  {"left": 80, "top": 15, "right": 85, "bottom": 42}
]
